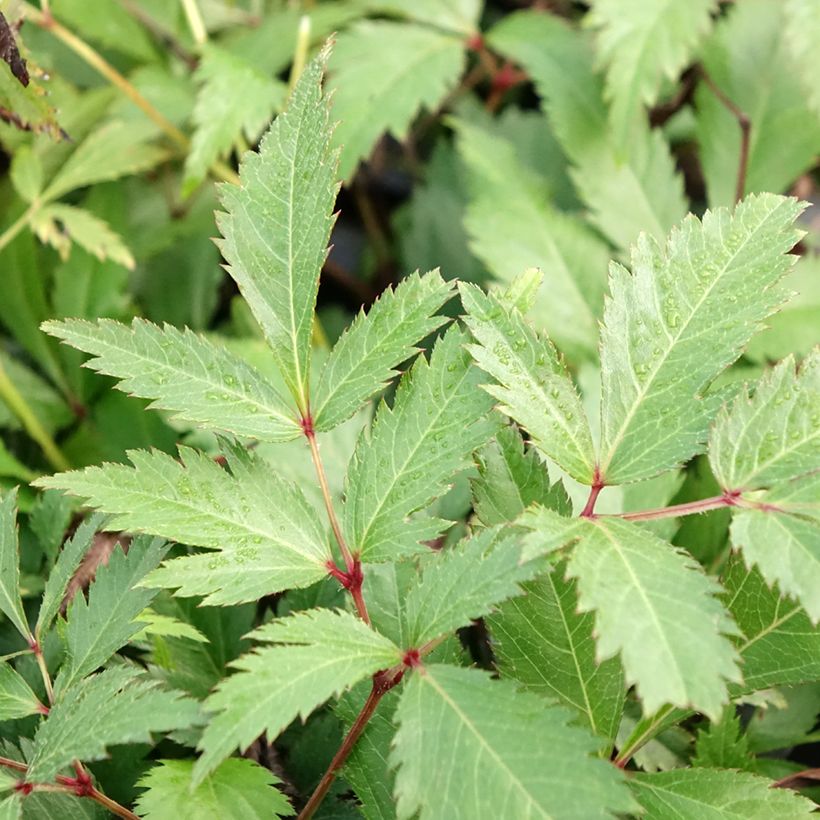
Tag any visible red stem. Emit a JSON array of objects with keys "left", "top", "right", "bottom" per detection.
[
  {"left": 613, "top": 492, "right": 740, "bottom": 523},
  {"left": 772, "top": 767, "right": 820, "bottom": 789},
  {"left": 580, "top": 469, "right": 604, "bottom": 518}
]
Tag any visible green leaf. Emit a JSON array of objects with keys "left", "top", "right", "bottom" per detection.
[
  {"left": 586, "top": 0, "right": 717, "bottom": 146},
  {"left": 692, "top": 709, "right": 753, "bottom": 769},
  {"left": 598, "top": 194, "right": 804, "bottom": 485},
  {"left": 454, "top": 119, "right": 608, "bottom": 359},
  {"left": 10, "top": 146, "right": 43, "bottom": 203},
  {"left": 217, "top": 52, "right": 337, "bottom": 411},
  {"left": 354, "top": 0, "right": 482, "bottom": 35},
  {"left": 730, "top": 503, "right": 820, "bottom": 623},
  {"left": 785, "top": 0, "right": 820, "bottom": 117},
  {"left": 695, "top": 0, "right": 820, "bottom": 207},
  {"left": 43, "top": 318, "right": 301, "bottom": 442},
  {"left": 313, "top": 271, "right": 454, "bottom": 431},
  {"left": 487, "top": 11, "right": 687, "bottom": 251},
  {"left": 0, "top": 441, "right": 33, "bottom": 482},
  {"left": 518, "top": 504, "right": 588, "bottom": 562},
  {"left": 629, "top": 768, "right": 816, "bottom": 819},
  {"left": 568, "top": 516, "right": 741, "bottom": 718},
  {"left": 403, "top": 529, "right": 542, "bottom": 647},
  {"left": 722, "top": 554, "right": 820, "bottom": 691},
  {"left": 472, "top": 425, "right": 571, "bottom": 527},
  {"left": 31, "top": 205, "right": 134, "bottom": 270},
  {"left": 55, "top": 536, "right": 167, "bottom": 695},
  {"left": 184, "top": 45, "right": 285, "bottom": 195},
  {"left": 328, "top": 21, "right": 465, "bottom": 180},
  {"left": 135, "top": 758, "right": 293, "bottom": 819},
  {"left": 0, "top": 489, "right": 30, "bottom": 641},
  {"left": 0, "top": 795, "right": 21, "bottom": 820},
  {"left": 342, "top": 327, "right": 498, "bottom": 562},
  {"left": 460, "top": 283, "right": 597, "bottom": 484},
  {"left": 37, "top": 447, "right": 330, "bottom": 606},
  {"left": 0, "top": 662, "right": 44, "bottom": 721},
  {"left": 27, "top": 667, "right": 201, "bottom": 783},
  {"left": 194, "top": 609, "right": 401, "bottom": 783},
  {"left": 43, "top": 121, "right": 166, "bottom": 201},
  {"left": 391, "top": 664, "right": 635, "bottom": 819},
  {"left": 710, "top": 352, "right": 819, "bottom": 492},
  {"left": 488, "top": 563, "right": 625, "bottom": 742}
]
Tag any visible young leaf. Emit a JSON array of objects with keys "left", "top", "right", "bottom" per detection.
[
  {"left": 217, "top": 52, "right": 337, "bottom": 411},
  {"left": 27, "top": 667, "right": 201, "bottom": 783},
  {"left": 722, "top": 554, "right": 820, "bottom": 691},
  {"left": 488, "top": 563, "right": 625, "bottom": 742},
  {"left": 328, "top": 21, "right": 465, "bottom": 180},
  {"left": 342, "top": 327, "right": 499, "bottom": 562},
  {"left": 629, "top": 768, "right": 816, "bottom": 819},
  {"left": 37, "top": 447, "right": 330, "bottom": 606},
  {"left": 710, "top": 352, "right": 819, "bottom": 492},
  {"left": 135, "top": 758, "right": 292, "bottom": 820},
  {"left": 472, "top": 425, "right": 571, "bottom": 527},
  {"left": 194, "top": 609, "right": 401, "bottom": 783},
  {"left": 586, "top": 0, "right": 717, "bottom": 146},
  {"left": 391, "top": 664, "right": 635, "bottom": 819},
  {"left": 0, "top": 662, "right": 44, "bottom": 721},
  {"left": 459, "top": 283, "right": 596, "bottom": 484},
  {"left": 568, "top": 517, "right": 741, "bottom": 718},
  {"left": 0, "top": 489, "right": 30, "bottom": 641},
  {"left": 454, "top": 119, "right": 608, "bottom": 359},
  {"left": 30, "top": 205, "right": 134, "bottom": 270},
  {"left": 54, "top": 536, "right": 167, "bottom": 695},
  {"left": 312, "top": 271, "right": 454, "bottom": 431},
  {"left": 184, "top": 45, "right": 285, "bottom": 195},
  {"left": 598, "top": 194, "right": 804, "bottom": 485},
  {"left": 402, "top": 529, "right": 542, "bottom": 647},
  {"left": 487, "top": 10, "right": 687, "bottom": 251},
  {"left": 42, "top": 318, "right": 301, "bottom": 442},
  {"left": 693, "top": 709, "right": 753, "bottom": 770},
  {"left": 786, "top": 0, "right": 820, "bottom": 116},
  {"left": 730, "top": 503, "right": 820, "bottom": 623}
]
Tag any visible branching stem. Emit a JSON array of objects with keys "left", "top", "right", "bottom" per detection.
[{"left": 612, "top": 492, "right": 740, "bottom": 523}]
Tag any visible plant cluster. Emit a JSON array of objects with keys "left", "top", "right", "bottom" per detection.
[{"left": 0, "top": 1, "right": 818, "bottom": 818}]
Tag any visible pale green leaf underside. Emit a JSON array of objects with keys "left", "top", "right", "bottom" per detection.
[
  {"left": 0, "top": 662, "right": 42, "bottom": 721},
  {"left": 0, "top": 795, "right": 21, "bottom": 820},
  {"left": 342, "top": 327, "right": 499, "bottom": 562},
  {"left": 460, "top": 283, "right": 596, "bottom": 484},
  {"left": 43, "top": 318, "right": 301, "bottom": 442},
  {"left": 184, "top": 45, "right": 285, "bottom": 194},
  {"left": 710, "top": 351, "right": 819, "bottom": 492},
  {"left": 568, "top": 517, "right": 741, "bottom": 718},
  {"left": 28, "top": 667, "right": 201, "bottom": 783},
  {"left": 630, "top": 768, "right": 816, "bottom": 819},
  {"left": 0, "top": 490, "right": 30, "bottom": 641},
  {"left": 313, "top": 270, "right": 454, "bottom": 431},
  {"left": 599, "top": 194, "right": 803, "bottom": 485},
  {"left": 135, "top": 758, "right": 292, "bottom": 820},
  {"left": 489, "top": 564, "right": 625, "bottom": 742},
  {"left": 403, "top": 529, "right": 542, "bottom": 647},
  {"left": 786, "top": 0, "right": 820, "bottom": 117},
  {"left": 354, "top": 0, "right": 482, "bottom": 35},
  {"left": 731, "top": 507, "right": 820, "bottom": 624},
  {"left": 36, "top": 447, "right": 330, "bottom": 605},
  {"left": 195, "top": 609, "right": 401, "bottom": 784},
  {"left": 587, "top": 0, "right": 717, "bottom": 146},
  {"left": 217, "top": 53, "right": 337, "bottom": 409},
  {"left": 391, "top": 664, "right": 635, "bottom": 819},
  {"left": 55, "top": 536, "right": 167, "bottom": 695},
  {"left": 328, "top": 21, "right": 465, "bottom": 180}
]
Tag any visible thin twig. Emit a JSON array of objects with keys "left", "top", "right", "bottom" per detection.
[
  {"left": 612, "top": 493, "right": 739, "bottom": 523},
  {"left": 699, "top": 67, "right": 750, "bottom": 203},
  {"left": 180, "top": 0, "right": 207, "bottom": 46}
]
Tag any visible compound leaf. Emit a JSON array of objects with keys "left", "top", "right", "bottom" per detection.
[
  {"left": 37, "top": 448, "right": 330, "bottom": 606},
  {"left": 342, "top": 327, "right": 499, "bottom": 562},
  {"left": 135, "top": 758, "right": 292, "bottom": 820},
  {"left": 460, "top": 283, "right": 596, "bottom": 484},
  {"left": 328, "top": 21, "right": 464, "bottom": 180},
  {"left": 217, "top": 52, "right": 337, "bottom": 411},
  {"left": 43, "top": 318, "right": 301, "bottom": 442},
  {"left": 391, "top": 664, "right": 635, "bottom": 819},
  {"left": 710, "top": 351, "right": 819, "bottom": 492},
  {"left": 598, "top": 194, "right": 803, "bottom": 485},
  {"left": 28, "top": 667, "right": 201, "bottom": 783},
  {"left": 629, "top": 768, "right": 816, "bottom": 819},
  {"left": 312, "top": 271, "right": 454, "bottom": 431},
  {"left": 194, "top": 609, "right": 401, "bottom": 783}
]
